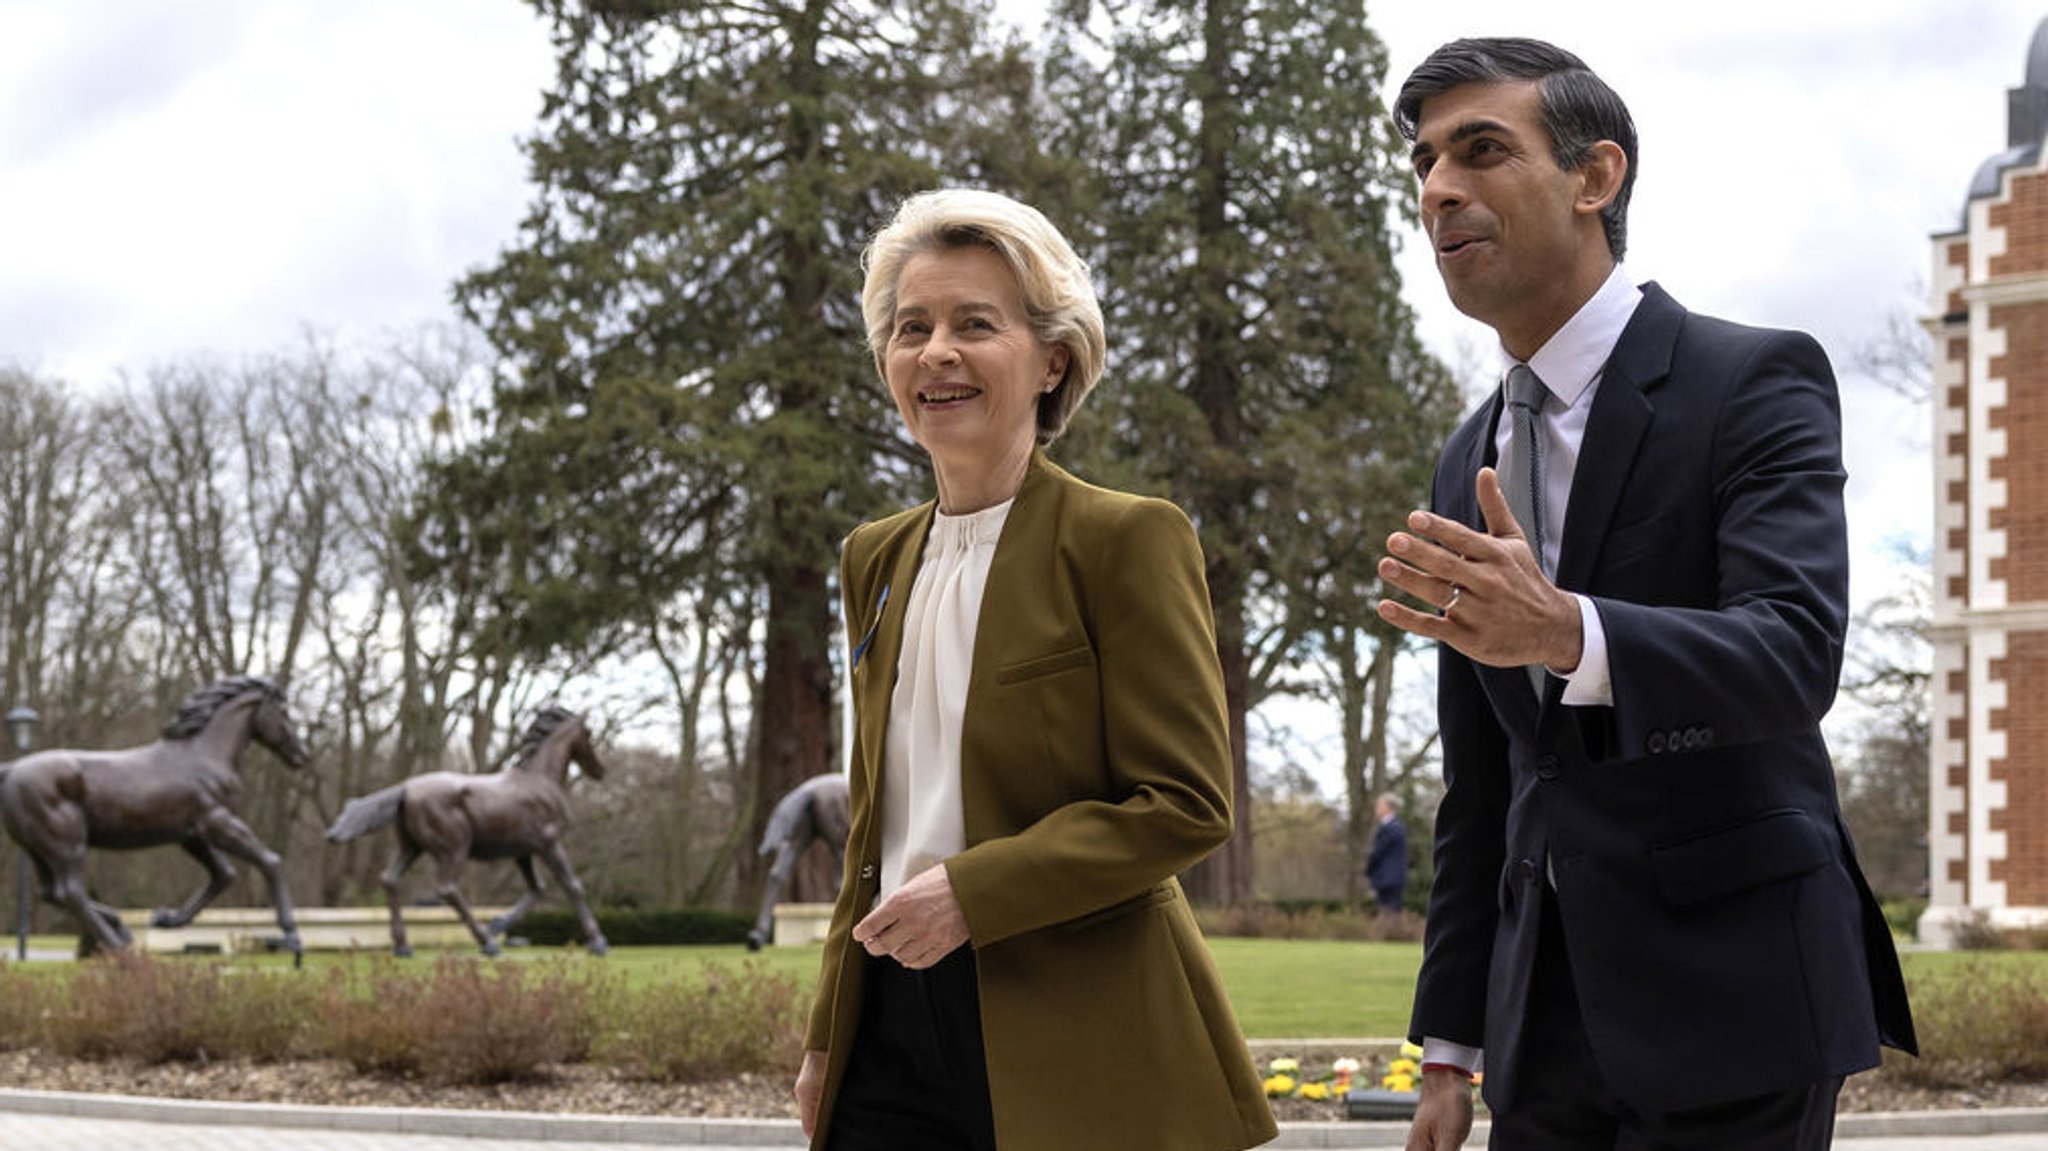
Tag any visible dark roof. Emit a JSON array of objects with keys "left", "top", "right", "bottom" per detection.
[
  {"left": 1954, "top": 17, "right": 2048, "bottom": 229},
  {"left": 2030, "top": 16, "right": 2048, "bottom": 89}
]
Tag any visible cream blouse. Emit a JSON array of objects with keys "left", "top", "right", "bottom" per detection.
[{"left": 877, "top": 498, "right": 1013, "bottom": 898}]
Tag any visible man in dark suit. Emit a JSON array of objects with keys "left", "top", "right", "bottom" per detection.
[
  {"left": 1373, "top": 38, "right": 1916, "bottom": 1150},
  {"left": 1365, "top": 792, "right": 1408, "bottom": 913}
]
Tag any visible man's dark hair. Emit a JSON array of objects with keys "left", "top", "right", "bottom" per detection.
[{"left": 1393, "top": 37, "right": 1638, "bottom": 262}]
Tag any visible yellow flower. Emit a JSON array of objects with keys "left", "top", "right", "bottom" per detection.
[
  {"left": 1388, "top": 1057, "right": 1419, "bottom": 1077},
  {"left": 1298, "top": 1082, "right": 1330, "bottom": 1100},
  {"left": 1263, "top": 1074, "right": 1298, "bottom": 1097},
  {"left": 1267, "top": 1057, "right": 1300, "bottom": 1074},
  {"left": 1383, "top": 1072, "right": 1416, "bottom": 1093},
  {"left": 1399, "top": 1041, "right": 1425, "bottom": 1060}
]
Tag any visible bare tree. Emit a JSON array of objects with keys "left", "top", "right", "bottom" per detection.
[
  {"left": 7, "top": 337, "right": 765, "bottom": 920},
  {"left": 0, "top": 368, "right": 93, "bottom": 709},
  {"left": 1854, "top": 301, "right": 1935, "bottom": 405}
]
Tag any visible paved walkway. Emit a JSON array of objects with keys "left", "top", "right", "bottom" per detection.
[
  {"left": 0, "top": 1113, "right": 654, "bottom": 1151},
  {"left": 2, "top": 1090, "right": 2045, "bottom": 1149}
]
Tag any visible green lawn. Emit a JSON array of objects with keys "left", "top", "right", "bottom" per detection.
[
  {"left": 584, "top": 937, "right": 1425, "bottom": 1038},
  {"left": 1208, "top": 938, "right": 1420, "bottom": 1037}
]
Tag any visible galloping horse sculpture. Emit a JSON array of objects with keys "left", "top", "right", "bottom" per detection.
[
  {"left": 746, "top": 772, "right": 849, "bottom": 951},
  {"left": 326, "top": 704, "right": 609, "bottom": 957},
  {"left": 0, "top": 676, "right": 311, "bottom": 955}
]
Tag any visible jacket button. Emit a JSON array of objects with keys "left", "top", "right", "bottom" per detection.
[
  {"left": 1699, "top": 726, "right": 1715, "bottom": 747},
  {"left": 1647, "top": 731, "right": 1667, "bottom": 755},
  {"left": 1680, "top": 728, "right": 1700, "bottom": 750},
  {"left": 1536, "top": 754, "right": 1560, "bottom": 781}
]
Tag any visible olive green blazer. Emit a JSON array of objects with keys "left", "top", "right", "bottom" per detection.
[{"left": 805, "top": 452, "right": 1275, "bottom": 1151}]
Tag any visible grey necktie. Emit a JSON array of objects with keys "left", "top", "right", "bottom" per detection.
[
  {"left": 1502, "top": 364, "right": 1550, "bottom": 575},
  {"left": 1502, "top": 364, "right": 1549, "bottom": 696}
]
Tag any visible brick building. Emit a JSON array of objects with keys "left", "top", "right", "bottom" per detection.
[{"left": 1921, "top": 16, "right": 2048, "bottom": 947}]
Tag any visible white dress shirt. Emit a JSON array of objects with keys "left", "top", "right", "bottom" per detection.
[
  {"left": 877, "top": 499, "right": 1012, "bottom": 899},
  {"left": 1425, "top": 265, "right": 1642, "bottom": 1078}
]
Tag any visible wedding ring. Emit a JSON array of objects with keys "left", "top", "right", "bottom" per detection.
[{"left": 1443, "top": 584, "right": 1463, "bottom": 616}]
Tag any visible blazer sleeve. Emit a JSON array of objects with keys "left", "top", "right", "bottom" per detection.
[
  {"left": 1408, "top": 453, "right": 1511, "bottom": 1050},
  {"left": 944, "top": 496, "right": 1234, "bottom": 947},
  {"left": 1592, "top": 329, "right": 1849, "bottom": 757}
]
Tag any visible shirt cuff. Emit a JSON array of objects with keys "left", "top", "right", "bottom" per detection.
[
  {"left": 1556, "top": 593, "right": 1612, "bottom": 707},
  {"left": 1420, "top": 1037, "right": 1483, "bottom": 1077}
]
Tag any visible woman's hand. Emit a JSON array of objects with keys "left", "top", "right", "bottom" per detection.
[
  {"left": 853, "top": 863, "right": 970, "bottom": 969},
  {"left": 795, "top": 1049, "right": 828, "bottom": 1137}
]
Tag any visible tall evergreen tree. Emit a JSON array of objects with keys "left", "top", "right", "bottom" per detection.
[
  {"left": 1043, "top": 0, "right": 1457, "bottom": 900},
  {"left": 445, "top": 0, "right": 1042, "bottom": 894}
]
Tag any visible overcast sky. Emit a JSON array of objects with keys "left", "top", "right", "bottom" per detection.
[{"left": 4, "top": 0, "right": 2040, "bottom": 617}]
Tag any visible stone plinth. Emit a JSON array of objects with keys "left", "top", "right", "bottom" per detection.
[
  {"left": 121, "top": 906, "right": 509, "bottom": 955},
  {"left": 771, "top": 902, "right": 834, "bottom": 946}
]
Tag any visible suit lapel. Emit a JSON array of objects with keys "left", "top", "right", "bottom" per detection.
[
  {"left": 1444, "top": 398, "right": 1547, "bottom": 728},
  {"left": 1553, "top": 283, "right": 1681, "bottom": 594},
  {"left": 957, "top": 453, "right": 1065, "bottom": 837},
  {"left": 1456, "top": 396, "right": 1501, "bottom": 521},
  {"left": 971, "top": 452, "right": 1059, "bottom": 685},
  {"left": 853, "top": 506, "right": 933, "bottom": 802}
]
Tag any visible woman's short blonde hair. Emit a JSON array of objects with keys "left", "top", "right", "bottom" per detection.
[{"left": 861, "top": 189, "right": 1106, "bottom": 446}]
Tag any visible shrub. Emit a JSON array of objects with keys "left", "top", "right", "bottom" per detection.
[
  {"left": 599, "top": 959, "right": 805, "bottom": 1083},
  {"left": 313, "top": 955, "right": 612, "bottom": 1084},
  {"left": 517, "top": 907, "right": 751, "bottom": 947},
  {"left": 47, "top": 953, "right": 222, "bottom": 1062},
  {"left": 416, "top": 956, "right": 610, "bottom": 1083},
  {"left": 1950, "top": 909, "right": 2010, "bottom": 951},
  {"left": 12, "top": 954, "right": 316, "bottom": 1063},
  {"left": 1881, "top": 898, "right": 1927, "bottom": 942},
  {"left": 0, "top": 968, "right": 49, "bottom": 1051},
  {"left": 318, "top": 958, "right": 432, "bottom": 1075},
  {"left": 2008, "top": 923, "right": 2048, "bottom": 952},
  {"left": 1196, "top": 902, "right": 1425, "bottom": 943},
  {"left": 206, "top": 967, "right": 324, "bottom": 1061},
  {"left": 1874, "top": 958, "right": 2048, "bottom": 1088}
]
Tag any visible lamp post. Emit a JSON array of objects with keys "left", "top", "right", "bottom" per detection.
[{"left": 5, "top": 704, "right": 38, "bottom": 962}]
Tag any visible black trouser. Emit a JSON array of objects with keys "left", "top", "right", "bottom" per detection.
[
  {"left": 825, "top": 947, "right": 998, "bottom": 1151},
  {"left": 1490, "top": 896, "right": 1842, "bottom": 1151}
]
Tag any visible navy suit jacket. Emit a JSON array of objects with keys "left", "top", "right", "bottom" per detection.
[
  {"left": 1367, "top": 816, "right": 1408, "bottom": 895},
  {"left": 1408, "top": 284, "right": 1916, "bottom": 1114}
]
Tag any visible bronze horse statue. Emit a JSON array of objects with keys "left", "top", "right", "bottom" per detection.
[
  {"left": 0, "top": 676, "right": 311, "bottom": 955},
  {"left": 746, "top": 772, "right": 849, "bottom": 950},
  {"left": 326, "top": 704, "right": 609, "bottom": 957}
]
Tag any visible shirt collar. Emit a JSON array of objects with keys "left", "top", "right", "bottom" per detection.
[{"left": 1499, "top": 264, "right": 1643, "bottom": 409}]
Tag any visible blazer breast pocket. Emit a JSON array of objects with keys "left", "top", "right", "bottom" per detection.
[
  {"left": 995, "top": 644, "right": 1095, "bottom": 685},
  {"left": 982, "top": 644, "right": 1106, "bottom": 811}
]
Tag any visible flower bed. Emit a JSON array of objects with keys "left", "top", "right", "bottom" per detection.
[{"left": 1259, "top": 1040, "right": 1464, "bottom": 1121}]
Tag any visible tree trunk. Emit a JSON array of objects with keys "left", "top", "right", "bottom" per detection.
[
  {"left": 1181, "top": 0, "right": 1253, "bottom": 906},
  {"left": 752, "top": 556, "right": 837, "bottom": 900}
]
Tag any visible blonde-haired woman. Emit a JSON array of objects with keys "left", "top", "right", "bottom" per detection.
[{"left": 793, "top": 188, "right": 1276, "bottom": 1151}]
